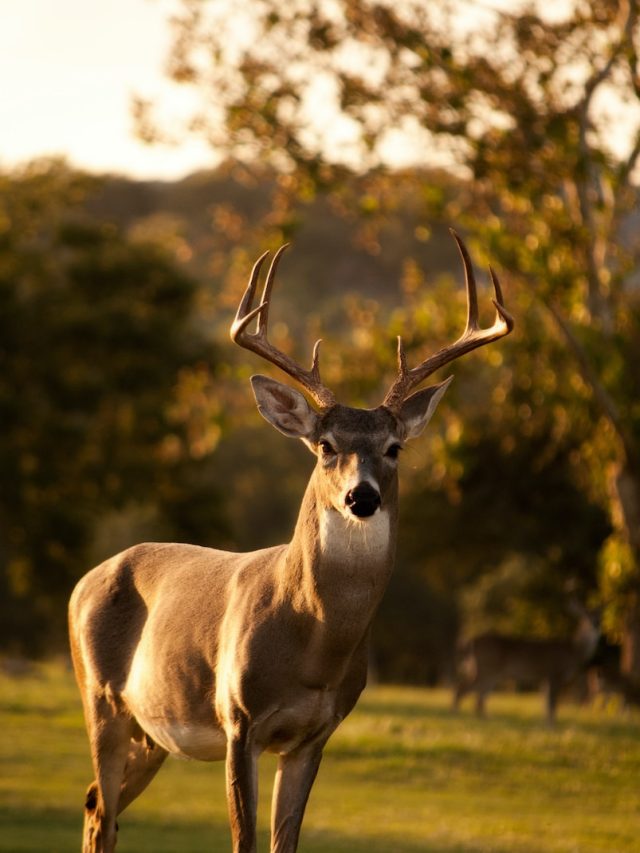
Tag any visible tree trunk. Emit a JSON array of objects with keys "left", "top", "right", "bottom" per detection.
[
  {"left": 622, "top": 596, "right": 640, "bottom": 678},
  {"left": 612, "top": 464, "right": 640, "bottom": 678},
  {"left": 547, "top": 306, "right": 640, "bottom": 676}
]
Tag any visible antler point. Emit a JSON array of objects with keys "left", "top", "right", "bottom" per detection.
[
  {"left": 397, "top": 336, "right": 408, "bottom": 367},
  {"left": 492, "top": 299, "right": 515, "bottom": 331},
  {"left": 232, "top": 246, "right": 337, "bottom": 409}
]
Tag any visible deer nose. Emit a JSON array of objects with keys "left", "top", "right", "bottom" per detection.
[{"left": 345, "top": 482, "right": 381, "bottom": 518}]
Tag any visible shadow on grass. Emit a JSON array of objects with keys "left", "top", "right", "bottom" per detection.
[
  {"left": 301, "top": 826, "right": 516, "bottom": 853},
  {"left": 358, "top": 693, "right": 556, "bottom": 730},
  {"left": 329, "top": 737, "right": 506, "bottom": 772},
  {"left": 358, "top": 689, "right": 455, "bottom": 722},
  {"left": 358, "top": 687, "right": 631, "bottom": 734},
  {"left": 0, "top": 805, "right": 84, "bottom": 853},
  {"left": 357, "top": 688, "right": 544, "bottom": 730},
  {"left": 0, "top": 804, "right": 517, "bottom": 853},
  {"left": 0, "top": 804, "right": 227, "bottom": 853}
]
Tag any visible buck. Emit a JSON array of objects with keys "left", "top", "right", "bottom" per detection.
[
  {"left": 69, "top": 231, "right": 512, "bottom": 853},
  {"left": 452, "top": 602, "right": 600, "bottom": 724}
]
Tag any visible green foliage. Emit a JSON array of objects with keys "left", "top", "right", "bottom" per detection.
[
  {"left": 0, "top": 157, "right": 617, "bottom": 677},
  {"left": 2, "top": 661, "right": 640, "bottom": 852},
  {"left": 374, "top": 421, "right": 610, "bottom": 680},
  {"left": 599, "top": 533, "right": 637, "bottom": 638},
  {"left": 150, "top": 0, "right": 640, "bottom": 664},
  {"left": 0, "top": 161, "right": 227, "bottom": 653},
  {"left": 461, "top": 555, "right": 581, "bottom": 639}
]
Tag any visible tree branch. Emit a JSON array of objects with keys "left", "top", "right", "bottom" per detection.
[
  {"left": 545, "top": 301, "right": 636, "bottom": 468},
  {"left": 574, "top": 1, "right": 636, "bottom": 319},
  {"left": 619, "top": 2, "right": 640, "bottom": 183},
  {"left": 619, "top": 129, "right": 640, "bottom": 186}
]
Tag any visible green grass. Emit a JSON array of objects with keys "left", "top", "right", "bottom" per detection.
[{"left": 1, "top": 661, "right": 639, "bottom": 852}]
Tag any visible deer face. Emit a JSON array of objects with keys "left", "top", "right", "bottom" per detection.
[
  {"left": 251, "top": 375, "right": 452, "bottom": 521},
  {"left": 312, "top": 405, "right": 400, "bottom": 519}
]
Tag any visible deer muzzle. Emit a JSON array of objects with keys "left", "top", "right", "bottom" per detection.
[{"left": 345, "top": 482, "right": 381, "bottom": 518}]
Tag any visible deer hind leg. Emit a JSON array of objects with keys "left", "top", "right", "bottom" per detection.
[
  {"left": 545, "top": 679, "right": 560, "bottom": 726},
  {"left": 475, "top": 689, "right": 488, "bottom": 717},
  {"left": 83, "top": 733, "right": 167, "bottom": 851},
  {"left": 473, "top": 677, "right": 494, "bottom": 717},
  {"left": 116, "top": 737, "right": 168, "bottom": 814},
  {"left": 82, "top": 695, "right": 135, "bottom": 853},
  {"left": 452, "top": 678, "right": 471, "bottom": 710}
]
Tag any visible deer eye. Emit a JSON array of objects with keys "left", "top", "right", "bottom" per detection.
[
  {"left": 385, "top": 443, "right": 402, "bottom": 460},
  {"left": 319, "top": 440, "right": 336, "bottom": 457}
]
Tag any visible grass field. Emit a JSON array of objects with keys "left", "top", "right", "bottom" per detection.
[{"left": 1, "top": 660, "right": 639, "bottom": 852}]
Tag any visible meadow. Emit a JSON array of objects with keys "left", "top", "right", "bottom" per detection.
[{"left": 1, "top": 660, "right": 639, "bottom": 852}]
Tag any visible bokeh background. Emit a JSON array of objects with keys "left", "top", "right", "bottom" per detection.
[{"left": 2, "top": 0, "right": 640, "bottom": 688}]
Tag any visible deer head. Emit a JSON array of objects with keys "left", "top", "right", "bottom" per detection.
[{"left": 231, "top": 232, "right": 513, "bottom": 523}]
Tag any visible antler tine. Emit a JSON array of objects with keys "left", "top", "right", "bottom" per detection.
[
  {"left": 451, "top": 228, "right": 480, "bottom": 333},
  {"left": 310, "top": 339, "right": 324, "bottom": 382},
  {"left": 392, "top": 335, "right": 409, "bottom": 386},
  {"left": 256, "top": 243, "right": 289, "bottom": 335},
  {"left": 489, "top": 266, "right": 514, "bottom": 330},
  {"left": 230, "top": 250, "right": 270, "bottom": 339},
  {"left": 230, "top": 245, "right": 337, "bottom": 409},
  {"left": 383, "top": 230, "right": 514, "bottom": 411}
]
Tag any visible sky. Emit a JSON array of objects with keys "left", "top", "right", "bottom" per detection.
[
  {"left": 2, "top": 0, "right": 638, "bottom": 182},
  {"left": 1, "top": 0, "right": 215, "bottom": 179},
  {"left": 0, "top": 0, "right": 548, "bottom": 182}
]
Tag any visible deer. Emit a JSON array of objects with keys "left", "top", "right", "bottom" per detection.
[
  {"left": 452, "top": 601, "right": 600, "bottom": 725},
  {"left": 585, "top": 637, "right": 640, "bottom": 711},
  {"left": 68, "top": 230, "right": 512, "bottom": 853}
]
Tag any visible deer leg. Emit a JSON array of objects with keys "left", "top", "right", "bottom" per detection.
[
  {"left": 475, "top": 686, "right": 489, "bottom": 717},
  {"left": 82, "top": 696, "right": 134, "bottom": 853},
  {"left": 270, "top": 743, "right": 325, "bottom": 853},
  {"left": 545, "top": 680, "right": 559, "bottom": 726},
  {"left": 452, "top": 680, "right": 470, "bottom": 710},
  {"left": 226, "top": 720, "right": 259, "bottom": 853},
  {"left": 116, "top": 738, "right": 168, "bottom": 814}
]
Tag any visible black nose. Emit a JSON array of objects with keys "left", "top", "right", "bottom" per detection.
[{"left": 345, "top": 482, "right": 381, "bottom": 518}]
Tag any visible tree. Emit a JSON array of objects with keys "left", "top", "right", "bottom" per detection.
[
  {"left": 0, "top": 160, "right": 226, "bottom": 653},
  {"left": 149, "top": 0, "right": 640, "bottom": 674}
]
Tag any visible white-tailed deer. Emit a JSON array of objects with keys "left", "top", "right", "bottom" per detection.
[
  {"left": 69, "top": 231, "right": 512, "bottom": 852},
  {"left": 453, "top": 602, "right": 600, "bottom": 724}
]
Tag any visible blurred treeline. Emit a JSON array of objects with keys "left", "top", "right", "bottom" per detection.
[
  {"left": 0, "top": 158, "right": 615, "bottom": 680},
  {"left": 4, "top": 2, "right": 640, "bottom": 683}
]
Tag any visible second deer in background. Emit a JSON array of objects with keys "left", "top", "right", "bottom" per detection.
[{"left": 453, "top": 601, "right": 600, "bottom": 725}]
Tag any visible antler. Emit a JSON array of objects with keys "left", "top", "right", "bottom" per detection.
[
  {"left": 231, "top": 244, "right": 337, "bottom": 409},
  {"left": 382, "top": 229, "right": 514, "bottom": 411}
]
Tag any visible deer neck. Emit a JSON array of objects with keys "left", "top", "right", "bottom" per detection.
[
  {"left": 282, "top": 472, "right": 398, "bottom": 629},
  {"left": 574, "top": 615, "right": 600, "bottom": 661}
]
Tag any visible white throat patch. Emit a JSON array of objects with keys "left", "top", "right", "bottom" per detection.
[{"left": 319, "top": 508, "right": 390, "bottom": 562}]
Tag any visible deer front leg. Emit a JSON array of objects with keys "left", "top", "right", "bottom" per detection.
[
  {"left": 270, "top": 743, "right": 324, "bottom": 853},
  {"left": 226, "top": 718, "right": 260, "bottom": 853}
]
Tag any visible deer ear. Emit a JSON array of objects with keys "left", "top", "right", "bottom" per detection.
[
  {"left": 398, "top": 376, "right": 453, "bottom": 440},
  {"left": 250, "top": 375, "right": 319, "bottom": 439}
]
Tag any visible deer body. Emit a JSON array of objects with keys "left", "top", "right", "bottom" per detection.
[
  {"left": 453, "top": 607, "right": 599, "bottom": 724},
  {"left": 70, "top": 235, "right": 512, "bottom": 852},
  {"left": 71, "top": 501, "right": 386, "bottom": 756}
]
